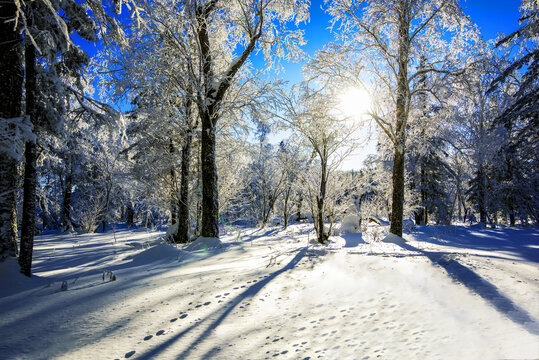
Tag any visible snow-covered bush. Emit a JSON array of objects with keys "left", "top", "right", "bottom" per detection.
[{"left": 339, "top": 214, "right": 361, "bottom": 234}]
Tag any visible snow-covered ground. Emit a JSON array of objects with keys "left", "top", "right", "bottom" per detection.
[{"left": 1, "top": 223, "right": 538, "bottom": 359}]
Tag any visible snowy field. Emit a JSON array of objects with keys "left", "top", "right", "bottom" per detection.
[{"left": 1, "top": 223, "right": 538, "bottom": 360}]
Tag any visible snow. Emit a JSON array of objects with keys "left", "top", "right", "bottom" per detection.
[
  {"left": 0, "top": 223, "right": 538, "bottom": 359},
  {"left": 338, "top": 214, "right": 361, "bottom": 234},
  {"left": 381, "top": 232, "right": 407, "bottom": 244},
  {"left": 184, "top": 237, "right": 223, "bottom": 252},
  {"left": 129, "top": 244, "right": 180, "bottom": 264}
]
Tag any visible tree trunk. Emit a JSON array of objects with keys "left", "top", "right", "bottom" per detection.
[
  {"left": 61, "top": 160, "right": 73, "bottom": 231},
  {"left": 100, "top": 181, "right": 111, "bottom": 233},
  {"left": 200, "top": 109, "right": 219, "bottom": 237},
  {"left": 169, "top": 138, "right": 177, "bottom": 226},
  {"left": 0, "top": 0, "right": 23, "bottom": 261},
  {"left": 390, "top": 146, "right": 405, "bottom": 237},
  {"left": 389, "top": 3, "right": 410, "bottom": 238},
  {"left": 316, "top": 158, "right": 328, "bottom": 244},
  {"left": 478, "top": 165, "right": 487, "bottom": 224},
  {"left": 19, "top": 40, "right": 37, "bottom": 277},
  {"left": 283, "top": 186, "right": 291, "bottom": 229},
  {"left": 509, "top": 210, "right": 515, "bottom": 227},
  {"left": 126, "top": 202, "right": 135, "bottom": 227},
  {"left": 175, "top": 126, "right": 193, "bottom": 243}
]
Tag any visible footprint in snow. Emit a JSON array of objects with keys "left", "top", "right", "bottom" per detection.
[
  {"left": 156, "top": 330, "right": 165, "bottom": 335},
  {"left": 204, "top": 301, "right": 211, "bottom": 306},
  {"left": 179, "top": 313, "right": 188, "bottom": 319},
  {"left": 125, "top": 350, "right": 136, "bottom": 358},
  {"left": 143, "top": 335, "right": 153, "bottom": 341}
]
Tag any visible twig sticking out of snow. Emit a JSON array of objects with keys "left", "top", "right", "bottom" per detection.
[{"left": 102, "top": 270, "right": 116, "bottom": 282}]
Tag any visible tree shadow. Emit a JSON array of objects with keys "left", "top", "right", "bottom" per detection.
[
  {"left": 134, "top": 247, "right": 308, "bottom": 359},
  {"left": 397, "top": 241, "right": 539, "bottom": 335},
  {"left": 412, "top": 225, "right": 539, "bottom": 263}
]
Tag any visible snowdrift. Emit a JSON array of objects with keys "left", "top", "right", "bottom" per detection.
[
  {"left": 184, "top": 237, "right": 223, "bottom": 251},
  {"left": 0, "top": 258, "right": 48, "bottom": 297},
  {"left": 381, "top": 233, "right": 407, "bottom": 244},
  {"left": 130, "top": 244, "right": 180, "bottom": 264}
]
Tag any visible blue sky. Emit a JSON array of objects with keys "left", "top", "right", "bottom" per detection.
[
  {"left": 275, "top": 0, "right": 523, "bottom": 84},
  {"left": 77, "top": 0, "right": 524, "bottom": 169},
  {"left": 268, "top": 0, "right": 525, "bottom": 170}
]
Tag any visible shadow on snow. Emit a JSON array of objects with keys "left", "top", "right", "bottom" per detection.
[
  {"left": 134, "top": 247, "right": 308, "bottom": 360},
  {"left": 396, "top": 240, "right": 539, "bottom": 336}
]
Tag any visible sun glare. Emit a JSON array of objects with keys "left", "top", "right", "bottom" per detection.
[{"left": 339, "top": 87, "right": 372, "bottom": 120}]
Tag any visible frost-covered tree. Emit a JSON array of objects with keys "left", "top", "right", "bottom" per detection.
[
  {"left": 0, "top": 0, "right": 98, "bottom": 274},
  {"left": 276, "top": 82, "right": 357, "bottom": 243},
  {"left": 244, "top": 140, "right": 291, "bottom": 227},
  {"left": 326, "top": 0, "right": 477, "bottom": 236},
  {"left": 104, "top": 0, "right": 309, "bottom": 238},
  {"left": 450, "top": 51, "right": 512, "bottom": 226},
  {"left": 489, "top": 0, "right": 539, "bottom": 224},
  {"left": 0, "top": 0, "right": 134, "bottom": 274},
  {"left": 406, "top": 65, "right": 454, "bottom": 225},
  {"left": 275, "top": 139, "right": 306, "bottom": 229},
  {"left": 0, "top": 0, "right": 27, "bottom": 261},
  {"left": 128, "top": 0, "right": 309, "bottom": 238}
]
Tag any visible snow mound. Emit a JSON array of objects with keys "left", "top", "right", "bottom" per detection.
[
  {"left": 130, "top": 244, "right": 180, "bottom": 264},
  {"left": 184, "top": 237, "right": 222, "bottom": 252},
  {"left": 381, "top": 233, "right": 407, "bottom": 244},
  {"left": 339, "top": 214, "right": 361, "bottom": 234},
  {"left": 0, "top": 258, "right": 48, "bottom": 297}
]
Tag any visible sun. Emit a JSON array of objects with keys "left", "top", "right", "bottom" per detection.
[{"left": 338, "top": 87, "right": 372, "bottom": 120}]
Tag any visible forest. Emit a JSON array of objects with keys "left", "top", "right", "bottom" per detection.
[
  {"left": 1, "top": 1, "right": 539, "bottom": 359},
  {"left": 0, "top": 0, "right": 537, "bottom": 280}
]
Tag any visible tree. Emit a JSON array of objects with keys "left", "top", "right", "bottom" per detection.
[
  {"left": 276, "top": 82, "right": 357, "bottom": 243},
  {"left": 449, "top": 51, "right": 511, "bottom": 226},
  {"left": 327, "top": 0, "right": 476, "bottom": 236},
  {"left": 137, "top": 0, "right": 308, "bottom": 238},
  {"left": 489, "top": 0, "right": 539, "bottom": 224},
  {"left": 0, "top": 0, "right": 25, "bottom": 261}
]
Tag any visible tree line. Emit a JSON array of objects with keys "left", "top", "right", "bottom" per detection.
[{"left": 0, "top": 0, "right": 537, "bottom": 276}]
